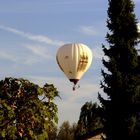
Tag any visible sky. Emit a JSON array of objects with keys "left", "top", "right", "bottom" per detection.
[{"left": 0, "top": 0, "right": 140, "bottom": 126}]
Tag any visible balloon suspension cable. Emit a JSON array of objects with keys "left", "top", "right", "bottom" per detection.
[{"left": 73, "top": 84, "right": 80, "bottom": 91}]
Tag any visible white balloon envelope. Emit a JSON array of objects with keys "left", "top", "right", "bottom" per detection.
[{"left": 56, "top": 43, "right": 93, "bottom": 90}]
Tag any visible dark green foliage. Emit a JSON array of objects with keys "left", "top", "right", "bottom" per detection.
[
  {"left": 99, "top": 0, "right": 140, "bottom": 140},
  {"left": 0, "top": 77, "right": 59, "bottom": 140},
  {"left": 75, "top": 102, "right": 103, "bottom": 139}
]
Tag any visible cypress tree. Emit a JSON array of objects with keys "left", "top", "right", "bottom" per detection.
[{"left": 99, "top": 0, "right": 140, "bottom": 140}]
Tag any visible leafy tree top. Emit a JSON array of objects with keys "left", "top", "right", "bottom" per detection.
[
  {"left": 0, "top": 77, "right": 60, "bottom": 140},
  {"left": 75, "top": 102, "right": 103, "bottom": 139}
]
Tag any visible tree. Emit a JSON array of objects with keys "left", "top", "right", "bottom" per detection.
[
  {"left": 43, "top": 83, "right": 60, "bottom": 140},
  {"left": 57, "top": 121, "right": 77, "bottom": 140},
  {"left": 99, "top": 0, "right": 140, "bottom": 140},
  {"left": 47, "top": 126, "right": 58, "bottom": 140},
  {"left": 75, "top": 102, "right": 103, "bottom": 139},
  {"left": 0, "top": 77, "right": 59, "bottom": 140}
]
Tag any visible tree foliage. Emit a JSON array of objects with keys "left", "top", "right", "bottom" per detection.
[
  {"left": 75, "top": 102, "right": 103, "bottom": 139},
  {"left": 99, "top": 0, "right": 140, "bottom": 139},
  {"left": 57, "top": 121, "right": 77, "bottom": 140},
  {"left": 0, "top": 77, "right": 59, "bottom": 140}
]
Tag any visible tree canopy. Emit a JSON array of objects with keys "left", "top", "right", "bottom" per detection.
[
  {"left": 75, "top": 102, "right": 103, "bottom": 139},
  {"left": 57, "top": 121, "right": 76, "bottom": 140},
  {"left": 0, "top": 77, "right": 59, "bottom": 140}
]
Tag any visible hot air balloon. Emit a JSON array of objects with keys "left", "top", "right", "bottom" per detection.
[{"left": 56, "top": 43, "right": 93, "bottom": 90}]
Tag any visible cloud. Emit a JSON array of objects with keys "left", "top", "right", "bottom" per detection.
[
  {"left": 79, "top": 26, "right": 99, "bottom": 36},
  {"left": 25, "top": 44, "right": 52, "bottom": 59},
  {"left": 0, "top": 50, "right": 17, "bottom": 62},
  {"left": 22, "top": 44, "right": 54, "bottom": 65},
  {"left": 0, "top": 44, "right": 52, "bottom": 65},
  {"left": 0, "top": 44, "right": 53, "bottom": 65},
  {"left": 92, "top": 46, "right": 104, "bottom": 59},
  {"left": 0, "top": 25, "right": 65, "bottom": 46}
]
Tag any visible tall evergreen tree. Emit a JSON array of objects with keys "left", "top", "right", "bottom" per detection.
[{"left": 99, "top": 0, "right": 140, "bottom": 140}]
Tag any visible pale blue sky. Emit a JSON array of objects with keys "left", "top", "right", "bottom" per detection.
[{"left": 0, "top": 0, "right": 140, "bottom": 126}]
